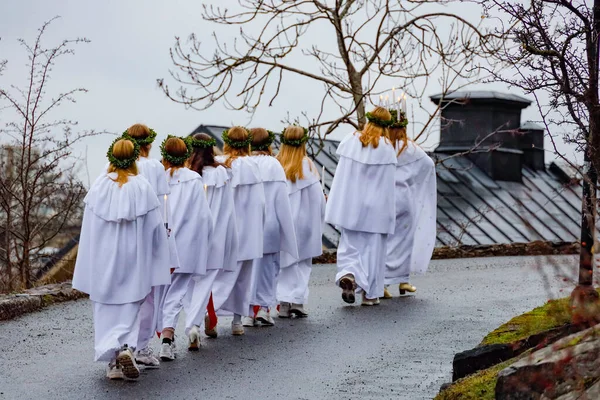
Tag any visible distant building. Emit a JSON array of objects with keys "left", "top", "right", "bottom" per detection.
[{"left": 194, "top": 91, "right": 587, "bottom": 248}]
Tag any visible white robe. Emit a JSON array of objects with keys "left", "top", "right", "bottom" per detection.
[
  {"left": 385, "top": 142, "right": 437, "bottom": 284},
  {"left": 73, "top": 173, "right": 171, "bottom": 304},
  {"left": 325, "top": 133, "right": 397, "bottom": 234},
  {"left": 251, "top": 155, "right": 298, "bottom": 257},
  {"left": 325, "top": 133, "right": 397, "bottom": 300},
  {"left": 203, "top": 165, "right": 239, "bottom": 272},
  {"left": 212, "top": 156, "right": 265, "bottom": 316},
  {"left": 165, "top": 167, "right": 213, "bottom": 276},
  {"left": 281, "top": 158, "right": 326, "bottom": 268}
]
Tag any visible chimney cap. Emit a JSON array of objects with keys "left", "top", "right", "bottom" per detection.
[
  {"left": 520, "top": 121, "right": 545, "bottom": 131},
  {"left": 430, "top": 90, "right": 532, "bottom": 106}
]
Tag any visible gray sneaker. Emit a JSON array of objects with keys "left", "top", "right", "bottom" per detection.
[
  {"left": 159, "top": 342, "right": 176, "bottom": 361},
  {"left": 136, "top": 346, "right": 160, "bottom": 368},
  {"left": 106, "top": 360, "right": 124, "bottom": 380},
  {"left": 290, "top": 303, "right": 309, "bottom": 318},
  {"left": 278, "top": 302, "right": 291, "bottom": 318},
  {"left": 256, "top": 308, "right": 274, "bottom": 326}
]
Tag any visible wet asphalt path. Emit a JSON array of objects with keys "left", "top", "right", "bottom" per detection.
[{"left": 0, "top": 256, "right": 577, "bottom": 400}]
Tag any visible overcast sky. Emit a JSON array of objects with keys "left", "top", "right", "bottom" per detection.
[{"left": 0, "top": 0, "right": 578, "bottom": 185}]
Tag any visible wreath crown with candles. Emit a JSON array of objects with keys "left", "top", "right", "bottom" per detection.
[
  {"left": 123, "top": 128, "right": 158, "bottom": 146},
  {"left": 187, "top": 136, "right": 217, "bottom": 149},
  {"left": 389, "top": 109, "right": 409, "bottom": 129},
  {"left": 280, "top": 125, "right": 309, "bottom": 147},
  {"left": 106, "top": 137, "right": 140, "bottom": 169},
  {"left": 160, "top": 135, "right": 192, "bottom": 166},
  {"left": 251, "top": 130, "right": 276, "bottom": 151},
  {"left": 222, "top": 128, "right": 253, "bottom": 149}
]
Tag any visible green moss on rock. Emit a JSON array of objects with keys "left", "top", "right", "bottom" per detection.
[
  {"left": 435, "top": 358, "right": 517, "bottom": 400},
  {"left": 480, "top": 297, "right": 572, "bottom": 346}
]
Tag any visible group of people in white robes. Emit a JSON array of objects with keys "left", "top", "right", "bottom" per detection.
[
  {"left": 73, "top": 123, "right": 326, "bottom": 380},
  {"left": 72, "top": 105, "right": 437, "bottom": 381},
  {"left": 325, "top": 106, "right": 437, "bottom": 305}
]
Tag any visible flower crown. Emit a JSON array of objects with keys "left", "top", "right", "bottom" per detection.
[
  {"left": 365, "top": 112, "right": 394, "bottom": 128},
  {"left": 251, "top": 130, "right": 276, "bottom": 151},
  {"left": 187, "top": 136, "right": 217, "bottom": 149},
  {"left": 222, "top": 129, "right": 253, "bottom": 149},
  {"left": 160, "top": 135, "right": 192, "bottom": 166},
  {"left": 389, "top": 109, "right": 409, "bottom": 129},
  {"left": 107, "top": 137, "right": 140, "bottom": 169},
  {"left": 123, "top": 128, "right": 158, "bottom": 146},
  {"left": 280, "top": 126, "right": 309, "bottom": 147}
]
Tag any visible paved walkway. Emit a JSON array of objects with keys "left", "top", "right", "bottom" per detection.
[{"left": 0, "top": 256, "right": 576, "bottom": 400}]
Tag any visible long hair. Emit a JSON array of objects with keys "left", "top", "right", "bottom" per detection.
[
  {"left": 276, "top": 125, "right": 309, "bottom": 183},
  {"left": 387, "top": 127, "right": 409, "bottom": 155},
  {"left": 108, "top": 139, "right": 138, "bottom": 187},
  {"left": 360, "top": 107, "right": 391, "bottom": 148},
  {"left": 188, "top": 133, "right": 222, "bottom": 176},
  {"left": 126, "top": 123, "right": 152, "bottom": 158},
  {"left": 162, "top": 137, "right": 189, "bottom": 176},
  {"left": 250, "top": 127, "right": 272, "bottom": 156},
  {"left": 223, "top": 126, "right": 250, "bottom": 168}
]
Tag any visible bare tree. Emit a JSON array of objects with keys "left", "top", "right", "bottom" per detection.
[
  {"left": 481, "top": 0, "right": 600, "bottom": 319},
  {"left": 0, "top": 17, "right": 97, "bottom": 291},
  {"left": 158, "top": 0, "right": 495, "bottom": 140}
]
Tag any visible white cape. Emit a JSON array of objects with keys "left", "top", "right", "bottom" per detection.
[
  {"left": 216, "top": 156, "right": 265, "bottom": 261},
  {"left": 203, "top": 165, "right": 239, "bottom": 272},
  {"left": 73, "top": 173, "right": 171, "bottom": 304},
  {"left": 166, "top": 167, "right": 213, "bottom": 275},
  {"left": 281, "top": 158, "right": 325, "bottom": 268},
  {"left": 251, "top": 155, "right": 298, "bottom": 257},
  {"left": 386, "top": 142, "right": 437, "bottom": 277},
  {"left": 325, "top": 133, "right": 397, "bottom": 234}
]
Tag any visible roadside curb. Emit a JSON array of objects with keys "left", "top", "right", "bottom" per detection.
[{"left": 0, "top": 282, "right": 87, "bottom": 322}]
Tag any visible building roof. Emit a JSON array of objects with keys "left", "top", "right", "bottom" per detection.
[{"left": 430, "top": 90, "right": 532, "bottom": 105}]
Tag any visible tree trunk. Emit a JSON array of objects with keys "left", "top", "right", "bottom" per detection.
[{"left": 350, "top": 73, "right": 366, "bottom": 129}]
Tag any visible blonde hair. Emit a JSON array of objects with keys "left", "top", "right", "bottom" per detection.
[
  {"left": 277, "top": 126, "right": 308, "bottom": 183},
  {"left": 161, "top": 137, "right": 188, "bottom": 176},
  {"left": 360, "top": 107, "right": 391, "bottom": 148},
  {"left": 108, "top": 139, "right": 138, "bottom": 187},
  {"left": 223, "top": 126, "right": 251, "bottom": 168},
  {"left": 387, "top": 127, "right": 409, "bottom": 155},
  {"left": 250, "top": 127, "right": 272, "bottom": 156},
  {"left": 126, "top": 123, "right": 151, "bottom": 158}
]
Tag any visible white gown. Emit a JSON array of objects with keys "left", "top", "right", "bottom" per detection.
[
  {"left": 72, "top": 172, "right": 171, "bottom": 361},
  {"left": 385, "top": 141, "right": 437, "bottom": 284},
  {"left": 159, "top": 167, "right": 213, "bottom": 330},
  {"left": 211, "top": 156, "right": 266, "bottom": 316},
  {"left": 325, "top": 132, "right": 397, "bottom": 299},
  {"left": 249, "top": 155, "right": 298, "bottom": 311},
  {"left": 277, "top": 157, "right": 326, "bottom": 305},
  {"left": 184, "top": 165, "right": 239, "bottom": 333}
]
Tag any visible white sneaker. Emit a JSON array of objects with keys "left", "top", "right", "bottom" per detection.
[
  {"left": 256, "top": 308, "right": 274, "bottom": 326},
  {"left": 278, "top": 302, "right": 291, "bottom": 318},
  {"left": 116, "top": 345, "right": 140, "bottom": 380},
  {"left": 290, "top": 303, "right": 309, "bottom": 318},
  {"left": 242, "top": 316, "right": 257, "bottom": 327},
  {"left": 188, "top": 325, "right": 201, "bottom": 351},
  {"left": 106, "top": 361, "right": 124, "bottom": 380},
  {"left": 159, "top": 342, "right": 176, "bottom": 361},
  {"left": 135, "top": 346, "right": 160, "bottom": 369},
  {"left": 231, "top": 322, "right": 245, "bottom": 336}
]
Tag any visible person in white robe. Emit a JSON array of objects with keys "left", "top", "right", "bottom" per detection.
[
  {"left": 72, "top": 138, "right": 170, "bottom": 381},
  {"left": 121, "top": 123, "right": 179, "bottom": 368},
  {"left": 211, "top": 126, "right": 266, "bottom": 336},
  {"left": 243, "top": 128, "right": 298, "bottom": 327},
  {"left": 183, "top": 133, "right": 239, "bottom": 349},
  {"left": 276, "top": 125, "right": 326, "bottom": 317},
  {"left": 325, "top": 107, "right": 397, "bottom": 306},
  {"left": 156, "top": 136, "right": 213, "bottom": 361},
  {"left": 382, "top": 111, "right": 437, "bottom": 298}
]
